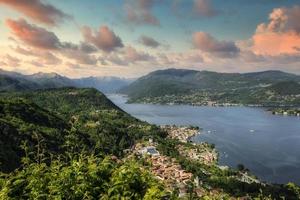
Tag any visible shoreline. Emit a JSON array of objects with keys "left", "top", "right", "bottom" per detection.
[{"left": 111, "top": 94, "right": 300, "bottom": 109}]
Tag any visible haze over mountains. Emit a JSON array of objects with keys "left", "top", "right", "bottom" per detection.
[{"left": 0, "top": 69, "right": 134, "bottom": 93}]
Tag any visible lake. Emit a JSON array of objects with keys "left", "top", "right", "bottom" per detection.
[{"left": 108, "top": 94, "right": 300, "bottom": 185}]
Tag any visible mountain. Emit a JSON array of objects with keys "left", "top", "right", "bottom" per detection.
[
  {"left": 0, "top": 74, "right": 39, "bottom": 91},
  {"left": 74, "top": 76, "right": 134, "bottom": 93},
  {"left": 120, "top": 68, "right": 300, "bottom": 106},
  {"left": 0, "top": 70, "right": 74, "bottom": 91},
  {"left": 26, "top": 72, "right": 74, "bottom": 88},
  {"left": 0, "top": 69, "right": 133, "bottom": 93},
  {"left": 243, "top": 70, "right": 300, "bottom": 82}
]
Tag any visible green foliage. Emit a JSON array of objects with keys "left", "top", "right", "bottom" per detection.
[
  {"left": 0, "top": 88, "right": 166, "bottom": 171},
  {"left": 0, "top": 154, "right": 167, "bottom": 200}
]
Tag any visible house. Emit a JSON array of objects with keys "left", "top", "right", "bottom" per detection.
[{"left": 139, "top": 146, "right": 160, "bottom": 156}]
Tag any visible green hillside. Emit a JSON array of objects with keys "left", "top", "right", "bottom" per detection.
[
  {"left": 2, "top": 88, "right": 164, "bottom": 157},
  {"left": 0, "top": 87, "right": 299, "bottom": 199},
  {"left": 0, "top": 74, "right": 39, "bottom": 91},
  {"left": 0, "top": 88, "right": 169, "bottom": 198},
  {"left": 121, "top": 69, "right": 300, "bottom": 106},
  {"left": 0, "top": 98, "right": 90, "bottom": 172},
  {"left": 268, "top": 81, "right": 300, "bottom": 95}
]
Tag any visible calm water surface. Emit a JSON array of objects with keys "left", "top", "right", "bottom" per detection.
[{"left": 108, "top": 94, "right": 300, "bottom": 184}]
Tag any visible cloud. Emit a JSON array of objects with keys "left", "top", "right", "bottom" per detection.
[
  {"left": 240, "top": 51, "right": 265, "bottom": 63},
  {"left": 124, "top": 0, "right": 160, "bottom": 26},
  {"left": 13, "top": 46, "right": 62, "bottom": 65},
  {"left": 193, "top": 0, "right": 219, "bottom": 18},
  {"left": 256, "top": 6, "right": 300, "bottom": 34},
  {"left": 0, "top": 0, "right": 70, "bottom": 26},
  {"left": 1, "top": 54, "right": 21, "bottom": 67},
  {"left": 192, "top": 32, "right": 240, "bottom": 58},
  {"left": 103, "top": 46, "right": 155, "bottom": 66},
  {"left": 139, "top": 35, "right": 161, "bottom": 48},
  {"left": 252, "top": 5, "right": 300, "bottom": 56},
  {"left": 78, "top": 42, "right": 98, "bottom": 54},
  {"left": 62, "top": 49, "right": 97, "bottom": 65},
  {"left": 124, "top": 46, "right": 153, "bottom": 62},
  {"left": 81, "top": 26, "right": 123, "bottom": 52},
  {"left": 6, "top": 18, "right": 99, "bottom": 66},
  {"left": 6, "top": 18, "right": 61, "bottom": 49},
  {"left": 157, "top": 51, "right": 204, "bottom": 67},
  {"left": 253, "top": 32, "right": 300, "bottom": 56},
  {"left": 105, "top": 54, "right": 129, "bottom": 66}
]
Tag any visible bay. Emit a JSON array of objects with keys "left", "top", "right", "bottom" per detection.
[{"left": 108, "top": 94, "right": 300, "bottom": 184}]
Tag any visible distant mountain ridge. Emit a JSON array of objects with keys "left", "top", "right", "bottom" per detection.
[
  {"left": 0, "top": 69, "right": 133, "bottom": 93},
  {"left": 120, "top": 68, "right": 300, "bottom": 106},
  {"left": 74, "top": 76, "right": 134, "bottom": 93}
]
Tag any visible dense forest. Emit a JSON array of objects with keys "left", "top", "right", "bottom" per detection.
[{"left": 0, "top": 88, "right": 299, "bottom": 199}]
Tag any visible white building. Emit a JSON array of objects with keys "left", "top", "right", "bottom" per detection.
[{"left": 139, "top": 146, "right": 160, "bottom": 156}]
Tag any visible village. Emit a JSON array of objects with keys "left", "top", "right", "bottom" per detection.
[
  {"left": 161, "top": 125, "right": 200, "bottom": 143},
  {"left": 128, "top": 125, "right": 219, "bottom": 197}
]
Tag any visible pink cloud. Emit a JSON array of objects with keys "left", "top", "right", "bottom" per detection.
[
  {"left": 252, "top": 6, "right": 300, "bottom": 56},
  {"left": 253, "top": 32, "right": 300, "bottom": 56},
  {"left": 0, "top": 0, "right": 70, "bottom": 26},
  {"left": 124, "top": 46, "right": 153, "bottom": 63},
  {"left": 256, "top": 6, "right": 300, "bottom": 34},
  {"left": 192, "top": 32, "right": 240, "bottom": 58},
  {"left": 6, "top": 19, "right": 99, "bottom": 66},
  {"left": 81, "top": 26, "right": 123, "bottom": 52},
  {"left": 6, "top": 18, "right": 61, "bottom": 50}
]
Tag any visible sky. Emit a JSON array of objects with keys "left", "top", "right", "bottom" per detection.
[{"left": 0, "top": 0, "right": 300, "bottom": 78}]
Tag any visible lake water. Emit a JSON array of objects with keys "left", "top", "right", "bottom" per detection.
[{"left": 108, "top": 94, "right": 300, "bottom": 185}]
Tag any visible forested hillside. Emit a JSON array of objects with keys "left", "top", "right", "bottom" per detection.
[
  {"left": 121, "top": 69, "right": 300, "bottom": 106},
  {"left": 0, "top": 88, "right": 170, "bottom": 199}
]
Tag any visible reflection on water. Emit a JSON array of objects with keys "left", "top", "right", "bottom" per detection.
[{"left": 108, "top": 94, "right": 300, "bottom": 184}]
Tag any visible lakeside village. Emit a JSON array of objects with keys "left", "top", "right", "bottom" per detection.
[
  {"left": 270, "top": 108, "right": 300, "bottom": 116},
  {"left": 123, "top": 125, "right": 261, "bottom": 198}
]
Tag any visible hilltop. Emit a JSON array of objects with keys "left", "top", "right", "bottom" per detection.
[
  {"left": 0, "top": 69, "right": 133, "bottom": 93},
  {"left": 120, "top": 69, "right": 300, "bottom": 106}
]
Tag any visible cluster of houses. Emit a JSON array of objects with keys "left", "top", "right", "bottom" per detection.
[
  {"left": 134, "top": 142, "right": 197, "bottom": 196},
  {"left": 150, "top": 155, "right": 193, "bottom": 186},
  {"left": 177, "top": 144, "right": 217, "bottom": 165},
  {"left": 161, "top": 125, "right": 199, "bottom": 143}
]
